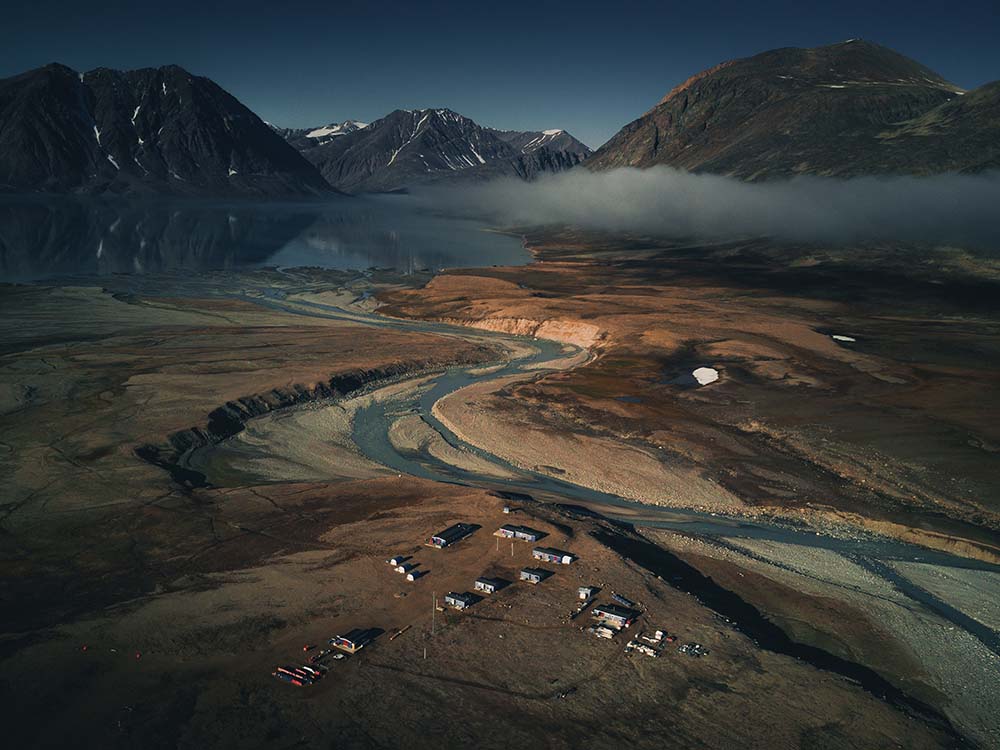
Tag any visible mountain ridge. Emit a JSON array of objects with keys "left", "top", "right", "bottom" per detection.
[
  {"left": 586, "top": 40, "right": 994, "bottom": 179},
  {"left": 270, "top": 119, "right": 369, "bottom": 150},
  {"left": 288, "top": 107, "right": 591, "bottom": 193},
  {"left": 0, "top": 62, "right": 334, "bottom": 197}
]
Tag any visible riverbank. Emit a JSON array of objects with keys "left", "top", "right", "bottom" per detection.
[
  {"left": 1, "top": 480, "right": 961, "bottom": 749},
  {"left": 378, "top": 228, "right": 1000, "bottom": 563},
  {"left": 0, "top": 271, "right": 498, "bottom": 632},
  {"left": 3, "top": 241, "right": 999, "bottom": 747}
]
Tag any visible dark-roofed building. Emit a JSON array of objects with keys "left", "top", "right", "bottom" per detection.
[
  {"left": 330, "top": 628, "right": 377, "bottom": 653},
  {"left": 474, "top": 576, "right": 506, "bottom": 594},
  {"left": 532, "top": 546, "right": 576, "bottom": 565},
  {"left": 592, "top": 603, "right": 639, "bottom": 629},
  {"left": 494, "top": 524, "right": 546, "bottom": 542},
  {"left": 427, "top": 522, "right": 477, "bottom": 548},
  {"left": 520, "top": 567, "right": 553, "bottom": 584},
  {"left": 444, "top": 591, "right": 478, "bottom": 610}
]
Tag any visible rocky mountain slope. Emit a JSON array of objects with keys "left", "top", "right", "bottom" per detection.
[
  {"left": 297, "top": 108, "right": 591, "bottom": 193},
  {"left": 875, "top": 79, "right": 1000, "bottom": 173},
  {"left": 270, "top": 119, "right": 369, "bottom": 150},
  {"left": 587, "top": 40, "right": 997, "bottom": 179},
  {"left": 0, "top": 63, "right": 333, "bottom": 196}
]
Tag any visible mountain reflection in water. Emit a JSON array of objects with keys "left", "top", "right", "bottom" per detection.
[{"left": 0, "top": 195, "right": 528, "bottom": 282}]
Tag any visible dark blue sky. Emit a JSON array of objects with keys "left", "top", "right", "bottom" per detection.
[{"left": 3, "top": 0, "right": 998, "bottom": 148}]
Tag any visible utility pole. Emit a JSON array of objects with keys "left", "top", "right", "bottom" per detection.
[
  {"left": 511, "top": 541, "right": 514, "bottom": 557},
  {"left": 431, "top": 591, "right": 436, "bottom": 636}
]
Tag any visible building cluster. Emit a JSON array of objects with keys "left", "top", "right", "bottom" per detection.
[
  {"left": 442, "top": 522, "right": 581, "bottom": 611},
  {"left": 275, "top": 513, "right": 697, "bottom": 690}
]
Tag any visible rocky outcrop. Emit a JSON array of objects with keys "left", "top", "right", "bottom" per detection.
[
  {"left": 136, "top": 362, "right": 464, "bottom": 486},
  {"left": 437, "top": 316, "right": 603, "bottom": 349}
]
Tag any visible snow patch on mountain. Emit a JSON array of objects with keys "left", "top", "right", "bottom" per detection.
[{"left": 305, "top": 120, "right": 368, "bottom": 139}]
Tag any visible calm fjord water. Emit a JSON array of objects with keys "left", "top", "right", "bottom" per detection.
[{"left": 0, "top": 194, "right": 528, "bottom": 282}]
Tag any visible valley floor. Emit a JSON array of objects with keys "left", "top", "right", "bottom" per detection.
[{"left": 2, "top": 233, "right": 999, "bottom": 748}]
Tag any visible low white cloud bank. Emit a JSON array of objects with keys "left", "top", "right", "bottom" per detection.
[{"left": 413, "top": 167, "right": 1000, "bottom": 247}]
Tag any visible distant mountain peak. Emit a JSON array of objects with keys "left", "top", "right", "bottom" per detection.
[
  {"left": 282, "top": 106, "right": 592, "bottom": 193},
  {"left": 303, "top": 120, "right": 368, "bottom": 140}
]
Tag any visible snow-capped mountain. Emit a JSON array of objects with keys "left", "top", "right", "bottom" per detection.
[
  {"left": 272, "top": 120, "right": 369, "bottom": 149},
  {"left": 0, "top": 63, "right": 333, "bottom": 196},
  {"left": 492, "top": 128, "right": 588, "bottom": 155},
  {"left": 293, "top": 108, "right": 591, "bottom": 193}
]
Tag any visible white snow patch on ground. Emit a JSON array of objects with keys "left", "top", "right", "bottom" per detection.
[
  {"left": 692, "top": 367, "right": 719, "bottom": 386},
  {"left": 162, "top": 82, "right": 167, "bottom": 95},
  {"left": 93, "top": 125, "right": 102, "bottom": 145},
  {"left": 132, "top": 106, "right": 141, "bottom": 124},
  {"left": 543, "top": 129, "right": 563, "bottom": 135},
  {"left": 831, "top": 334, "right": 857, "bottom": 343},
  {"left": 228, "top": 168, "right": 238, "bottom": 176},
  {"left": 96, "top": 239, "right": 103, "bottom": 258},
  {"left": 106, "top": 154, "right": 119, "bottom": 170}
]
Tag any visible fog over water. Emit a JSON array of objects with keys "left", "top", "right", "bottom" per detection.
[
  {"left": 415, "top": 167, "right": 1000, "bottom": 249},
  {"left": 5, "top": 168, "right": 999, "bottom": 284}
]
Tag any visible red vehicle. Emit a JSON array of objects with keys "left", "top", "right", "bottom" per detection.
[
  {"left": 273, "top": 670, "right": 310, "bottom": 687},
  {"left": 275, "top": 666, "right": 314, "bottom": 686}
]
